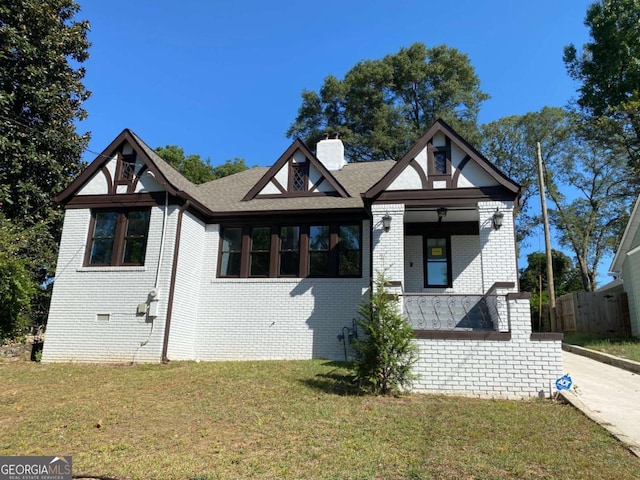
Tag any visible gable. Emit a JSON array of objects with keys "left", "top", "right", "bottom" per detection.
[
  {"left": 365, "top": 119, "right": 521, "bottom": 202},
  {"left": 242, "top": 139, "right": 349, "bottom": 201},
  {"left": 611, "top": 194, "right": 640, "bottom": 273}
]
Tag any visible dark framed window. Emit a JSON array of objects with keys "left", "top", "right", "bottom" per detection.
[
  {"left": 250, "top": 227, "right": 271, "bottom": 276},
  {"left": 309, "top": 225, "right": 330, "bottom": 276},
  {"left": 424, "top": 237, "right": 451, "bottom": 287},
  {"left": 87, "top": 209, "right": 151, "bottom": 266},
  {"left": 220, "top": 227, "right": 243, "bottom": 276},
  {"left": 218, "top": 222, "right": 361, "bottom": 278},
  {"left": 338, "top": 225, "right": 361, "bottom": 276},
  {"left": 290, "top": 163, "right": 309, "bottom": 191},
  {"left": 279, "top": 226, "right": 300, "bottom": 276}
]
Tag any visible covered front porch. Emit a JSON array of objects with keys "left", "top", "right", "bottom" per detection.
[{"left": 372, "top": 202, "right": 519, "bottom": 335}]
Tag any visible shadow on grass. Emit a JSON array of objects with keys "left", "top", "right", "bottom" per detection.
[{"left": 300, "top": 361, "right": 362, "bottom": 396}]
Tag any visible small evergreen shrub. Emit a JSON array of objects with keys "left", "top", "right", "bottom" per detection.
[{"left": 353, "top": 271, "right": 418, "bottom": 395}]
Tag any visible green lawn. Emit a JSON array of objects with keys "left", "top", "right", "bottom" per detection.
[
  {"left": 1, "top": 360, "right": 638, "bottom": 479},
  {"left": 564, "top": 333, "right": 640, "bottom": 362}
]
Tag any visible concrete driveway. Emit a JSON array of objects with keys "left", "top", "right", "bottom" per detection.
[{"left": 561, "top": 350, "right": 640, "bottom": 457}]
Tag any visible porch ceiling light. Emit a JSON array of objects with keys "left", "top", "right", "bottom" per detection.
[
  {"left": 493, "top": 208, "right": 504, "bottom": 230},
  {"left": 382, "top": 213, "right": 392, "bottom": 232},
  {"left": 437, "top": 207, "right": 447, "bottom": 222}
]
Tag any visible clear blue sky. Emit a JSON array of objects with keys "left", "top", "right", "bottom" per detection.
[
  {"left": 77, "top": 1, "right": 609, "bottom": 284},
  {"left": 78, "top": 0, "right": 592, "bottom": 165}
]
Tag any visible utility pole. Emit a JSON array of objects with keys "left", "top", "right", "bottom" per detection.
[{"left": 537, "top": 142, "right": 556, "bottom": 331}]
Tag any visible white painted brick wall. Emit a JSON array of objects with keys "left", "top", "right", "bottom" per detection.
[
  {"left": 412, "top": 297, "right": 563, "bottom": 398},
  {"left": 478, "top": 201, "right": 518, "bottom": 291},
  {"left": 166, "top": 212, "right": 206, "bottom": 360},
  {"left": 43, "top": 205, "right": 179, "bottom": 363},
  {"left": 372, "top": 204, "right": 404, "bottom": 289},
  {"left": 193, "top": 220, "right": 371, "bottom": 361}
]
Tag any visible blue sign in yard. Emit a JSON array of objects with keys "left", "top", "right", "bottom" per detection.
[{"left": 555, "top": 374, "right": 573, "bottom": 391}]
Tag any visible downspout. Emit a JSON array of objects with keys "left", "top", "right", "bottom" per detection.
[
  {"left": 155, "top": 190, "right": 169, "bottom": 290},
  {"left": 161, "top": 199, "right": 190, "bottom": 363}
]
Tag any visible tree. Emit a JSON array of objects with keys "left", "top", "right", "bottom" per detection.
[
  {"left": 287, "top": 43, "right": 489, "bottom": 161},
  {"left": 0, "top": 0, "right": 90, "bottom": 335},
  {"left": 543, "top": 124, "right": 633, "bottom": 290},
  {"left": 353, "top": 271, "right": 418, "bottom": 395},
  {"left": 480, "top": 107, "right": 574, "bottom": 242},
  {"left": 519, "top": 250, "right": 583, "bottom": 328},
  {"left": 564, "top": 0, "right": 640, "bottom": 170},
  {"left": 155, "top": 145, "right": 248, "bottom": 184}
]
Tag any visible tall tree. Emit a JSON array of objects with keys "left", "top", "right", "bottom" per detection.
[
  {"left": 287, "top": 43, "right": 489, "bottom": 161},
  {"left": 544, "top": 122, "right": 633, "bottom": 290},
  {"left": 0, "top": 0, "right": 90, "bottom": 335},
  {"left": 155, "top": 145, "right": 249, "bottom": 184},
  {"left": 564, "top": 0, "right": 640, "bottom": 170},
  {"left": 480, "top": 107, "right": 574, "bottom": 242}
]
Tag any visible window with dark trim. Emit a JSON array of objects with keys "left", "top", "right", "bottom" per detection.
[
  {"left": 309, "top": 225, "right": 330, "bottom": 276},
  {"left": 279, "top": 226, "right": 300, "bottom": 276},
  {"left": 250, "top": 227, "right": 271, "bottom": 276},
  {"left": 424, "top": 237, "right": 451, "bottom": 287},
  {"left": 218, "top": 223, "right": 361, "bottom": 278},
  {"left": 87, "top": 209, "right": 151, "bottom": 266},
  {"left": 221, "top": 227, "right": 242, "bottom": 276},
  {"left": 290, "top": 162, "right": 309, "bottom": 191},
  {"left": 338, "top": 225, "right": 361, "bottom": 276}
]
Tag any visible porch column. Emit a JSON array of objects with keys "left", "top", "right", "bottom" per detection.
[
  {"left": 478, "top": 201, "right": 518, "bottom": 292},
  {"left": 371, "top": 204, "right": 405, "bottom": 292}
]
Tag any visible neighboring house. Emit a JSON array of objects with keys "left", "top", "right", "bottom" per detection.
[
  {"left": 610, "top": 194, "right": 640, "bottom": 336},
  {"left": 43, "top": 119, "right": 562, "bottom": 398}
]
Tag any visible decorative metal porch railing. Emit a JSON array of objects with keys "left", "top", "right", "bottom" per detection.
[{"left": 402, "top": 293, "right": 508, "bottom": 332}]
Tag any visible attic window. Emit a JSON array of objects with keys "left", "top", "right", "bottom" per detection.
[
  {"left": 120, "top": 153, "right": 136, "bottom": 181},
  {"left": 434, "top": 150, "right": 446, "bottom": 174},
  {"left": 290, "top": 162, "right": 308, "bottom": 191}
]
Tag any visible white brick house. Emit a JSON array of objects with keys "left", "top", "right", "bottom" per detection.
[{"left": 43, "top": 120, "right": 562, "bottom": 398}]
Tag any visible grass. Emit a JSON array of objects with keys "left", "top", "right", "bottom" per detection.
[
  {"left": 564, "top": 333, "right": 640, "bottom": 362},
  {"left": 1, "top": 360, "right": 639, "bottom": 479}
]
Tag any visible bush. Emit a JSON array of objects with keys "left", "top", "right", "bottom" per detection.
[{"left": 353, "top": 271, "right": 418, "bottom": 395}]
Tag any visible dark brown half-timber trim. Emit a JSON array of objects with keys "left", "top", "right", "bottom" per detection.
[
  {"left": 451, "top": 155, "right": 471, "bottom": 188},
  {"left": 270, "top": 177, "right": 286, "bottom": 194},
  {"left": 413, "top": 330, "right": 511, "bottom": 341},
  {"left": 130, "top": 164, "right": 148, "bottom": 193},
  {"left": 365, "top": 118, "right": 521, "bottom": 200},
  {"left": 405, "top": 221, "right": 479, "bottom": 236},
  {"left": 242, "top": 138, "right": 349, "bottom": 201},
  {"left": 254, "top": 190, "right": 343, "bottom": 199},
  {"left": 99, "top": 165, "right": 114, "bottom": 195},
  {"left": 162, "top": 200, "right": 191, "bottom": 363},
  {"left": 309, "top": 176, "right": 326, "bottom": 193},
  {"left": 530, "top": 333, "right": 564, "bottom": 341},
  {"left": 408, "top": 158, "right": 428, "bottom": 189},
  {"left": 66, "top": 192, "right": 171, "bottom": 208},
  {"left": 373, "top": 186, "right": 517, "bottom": 204}
]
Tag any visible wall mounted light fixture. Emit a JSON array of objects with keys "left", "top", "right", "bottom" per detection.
[
  {"left": 382, "top": 213, "right": 392, "bottom": 232},
  {"left": 492, "top": 208, "right": 504, "bottom": 230},
  {"left": 437, "top": 207, "right": 447, "bottom": 222}
]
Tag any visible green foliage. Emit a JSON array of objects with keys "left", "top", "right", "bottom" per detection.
[
  {"left": 520, "top": 250, "right": 584, "bottom": 327},
  {"left": 287, "top": 43, "right": 488, "bottom": 161},
  {"left": 564, "top": 0, "right": 640, "bottom": 170},
  {"left": 353, "top": 272, "right": 418, "bottom": 395},
  {"left": 480, "top": 107, "right": 574, "bottom": 242},
  {"left": 0, "top": 214, "right": 39, "bottom": 339},
  {"left": 482, "top": 108, "right": 637, "bottom": 290},
  {"left": 154, "top": 145, "right": 248, "bottom": 183},
  {"left": 0, "top": 0, "right": 90, "bottom": 337}
]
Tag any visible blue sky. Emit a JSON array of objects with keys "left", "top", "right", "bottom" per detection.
[
  {"left": 76, "top": 1, "right": 609, "bottom": 283},
  {"left": 78, "top": 0, "right": 592, "bottom": 165}
]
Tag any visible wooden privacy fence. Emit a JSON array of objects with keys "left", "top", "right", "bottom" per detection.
[{"left": 555, "top": 291, "right": 631, "bottom": 337}]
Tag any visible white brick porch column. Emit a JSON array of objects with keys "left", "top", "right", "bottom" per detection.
[
  {"left": 371, "top": 204, "right": 405, "bottom": 290},
  {"left": 478, "top": 201, "right": 518, "bottom": 292}
]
